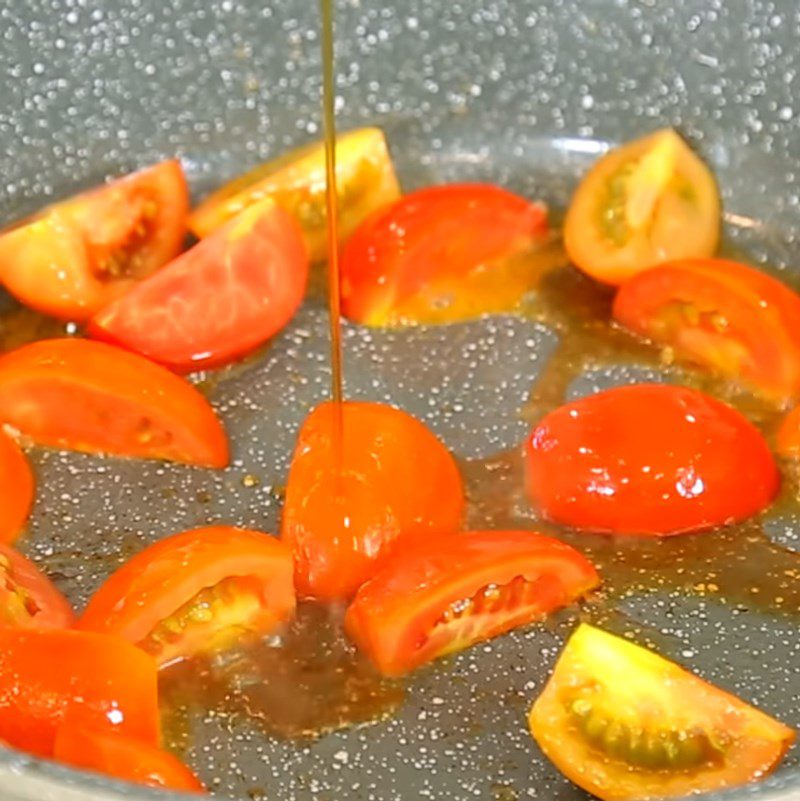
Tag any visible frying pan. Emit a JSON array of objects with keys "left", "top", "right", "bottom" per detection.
[{"left": 0, "top": 1, "right": 799, "bottom": 799}]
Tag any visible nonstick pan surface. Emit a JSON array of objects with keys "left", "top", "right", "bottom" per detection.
[{"left": 0, "top": 1, "right": 799, "bottom": 800}]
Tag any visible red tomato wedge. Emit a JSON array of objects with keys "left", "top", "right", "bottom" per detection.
[
  {"left": 613, "top": 258, "right": 800, "bottom": 403},
  {"left": 525, "top": 384, "right": 779, "bottom": 535},
  {"left": 340, "top": 183, "right": 549, "bottom": 325},
  {"left": 0, "top": 545, "right": 74, "bottom": 629},
  {"left": 565, "top": 129, "right": 720, "bottom": 285},
  {"left": 54, "top": 728, "right": 205, "bottom": 793},
  {"left": 79, "top": 526, "right": 295, "bottom": 668},
  {"left": 281, "top": 401, "right": 465, "bottom": 601},
  {"left": 0, "top": 161, "right": 188, "bottom": 321},
  {"left": 776, "top": 406, "right": 800, "bottom": 457},
  {"left": 91, "top": 198, "right": 309, "bottom": 372},
  {"left": 0, "top": 628, "right": 159, "bottom": 757},
  {"left": 0, "top": 430, "right": 34, "bottom": 544},
  {"left": 0, "top": 339, "right": 228, "bottom": 467},
  {"left": 529, "top": 624, "right": 795, "bottom": 801},
  {"left": 345, "top": 530, "right": 599, "bottom": 677}
]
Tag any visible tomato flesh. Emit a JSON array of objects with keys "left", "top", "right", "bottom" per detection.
[
  {"left": 0, "top": 545, "right": 74, "bottom": 629},
  {"left": 79, "top": 526, "right": 295, "bottom": 668},
  {"left": 529, "top": 624, "right": 795, "bottom": 801},
  {"left": 345, "top": 530, "right": 599, "bottom": 676},
  {"left": 564, "top": 129, "right": 720, "bottom": 285},
  {"left": 613, "top": 258, "right": 800, "bottom": 403},
  {"left": 0, "top": 338, "right": 228, "bottom": 467},
  {"left": 0, "top": 628, "right": 159, "bottom": 757},
  {"left": 54, "top": 728, "right": 205, "bottom": 793},
  {"left": 189, "top": 128, "right": 400, "bottom": 262},
  {"left": 281, "top": 401, "right": 465, "bottom": 601},
  {"left": 91, "top": 197, "right": 309, "bottom": 372},
  {"left": 340, "top": 183, "right": 550, "bottom": 325},
  {"left": 525, "top": 384, "right": 779, "bottom": 535},
  {"left": 0, "top": 161, "right": 188, "bottom": 321},
  {"left": 0, "top": 430, "right": 34, "bottom": 544}
]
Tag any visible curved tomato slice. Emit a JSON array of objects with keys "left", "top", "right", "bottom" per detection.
[
  {"left": 0, "top": 161, "right": 188, "bottom": 321},
  {"left": 281, "top": 401, "right": 465, "bottom": 601},
  {"left": 91, "top": 198, "right": 309, "bottom": 371},
  {"left": 565, "top": 129, "right": 720, "bottom": 285},
  {"left": 613, "top": 258, "right": 800, "bottom": 403},
  {"left": 79, "top": 526, "right": 295, "bottom": 668},
  {"left": 54, "top": 728, "right": 205, "bottom": 793},
  {"left": 189, "top": 128, "right": 400, "bottom": 262},
  {"left": 340, "top": 183, "right": 550, "bottom": 325},
  {"left": 0, "top": 430, "right": 34, "bottom": 544},
  {"left": 775, "top": 406, "right": 800, "bottom": 457},
  {"left": 529, "top": 624, "right": 795, "bottom": 801},
  {"left": 0, "top": 545, "right": 74, "bottom": 629},
  {"left": 525, "top": 384, "right": 779, "bottom": 535},
  {"left": 0, "top": 339, "right": 228, "bottom": 467},
  {"left": 345, "top": 530, "right": 599, "bottom": 677},
  {"left": 0, "top": 628, "right": 159, "bottom": 757}
]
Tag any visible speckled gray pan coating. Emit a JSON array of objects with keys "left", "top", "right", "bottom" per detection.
[{"left": 0, "top": 1, "right": 799, "bottom": 800}]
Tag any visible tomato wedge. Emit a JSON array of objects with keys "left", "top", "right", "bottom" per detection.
[
  {"left": 0, "top": 339, "right": 228, "bottom": 467},
  {"left": 525, "top": 384, "right": 779, "bottom": 535},
  {"left": 79, "top": 526, "right": 295, "bottom": 668},
  {"left": 91, "top": 197, "right": 309, "bottom": 372},
  {"left": 776, "top": 406, "right": 800, "bottom": 457},
  {"left": 565, "top": 129, "right": 720, "bottom": 285},
  {"left": 0, "top": 545, "right": 74, "bottom": 629},
  {"left": 529, "top": 624, "right": 795, "bottom": 801},
  {"left": 54, "top": 728, "right": 205, "bottom": 793},
  {"left": 0, "top": 161, "right": 188, "bottom": 321},
  {"left": 189, "top": 128, "right": 400, "bottom": 262},
  {"left": 281, "top": 401, "right": 465, "bottom": 601},
  {"left": 345, "top": 530, "right": 599, "bottom": 677},
  {"left": 613, "top": 258, "right": 800, "bottom": 403},
  {"left": 340, "top": 183, "right": 550, "bottom": 325},
  {"left": 0, "top": 429, "right": 34, "bottom": 544},
  {"left": 0, "top": 628, "right": 159, "bottom": 757}
]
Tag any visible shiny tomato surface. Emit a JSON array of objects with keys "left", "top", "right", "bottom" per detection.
[
  {"left": 525, "top": 384, "right": 779, "bottom": 535},
  {"left": 281, "top": 401, "right": 465, "bottom": 601}
]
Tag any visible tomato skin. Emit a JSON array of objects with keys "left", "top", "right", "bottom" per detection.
[
  {"left": 91, "top": 198, "right": 309, "bottom": 372},
  {"left": 0, "top": 430, "right": 34, "bottom": 544},
  {"left": 189, "top": 128, "right": 400, "bottom": 262},
  {"left": 345, "top": 530, "right": 599, "bottom": 676},
  {"left": 54, "top": 728, "right": 205, "bottom": 793},
  {"left": 340, "top": 183, "right": 549, "bottom": 325},
  {"left": 614, "top": 258, "right": 800, "bottom": 403},
  {"left": 0, "top": 161, "right": 188, "bottom": 321},
  {"left": 525, "top": 384, "right": 779, "bottom": 535},
  {"left": 775, "top": 405, "right": 800, "bottom": 457},
  {"left": 565, "top": 129, "right": 720, "bottom": 285},
  {"left": 529, "top": 624, "right": 795, "bottom": 801},
  {"left": 0, "top": 339, "right": 228, "bottom": 467},
  {"left": 0, "top": 545, "right": 74, "bottom": 629},
  {"left": 0, "top": 628, "right": 159, "bottom": 757},
  {"left": 281, "top": 401, "right": 465, "bottom": 601},
  {"left": 79, "top": 526, "right": 295, "bottom": 667}
]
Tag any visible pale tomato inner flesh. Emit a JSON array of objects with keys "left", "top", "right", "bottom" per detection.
[
  {"left": 140, "top": 576, "right": 273, "bottom": 667},
  {"left": 0, "top": 554, "right": 38, "bottom": 626},
  {"left": 63, "top": 190, "right": 159, "bottom": 281},
  {"left": 654, "top": 301, "right": 751, "bottom": 374},
  {"left": 414, "top": 573, "right": 567, "bottom": 666}
]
